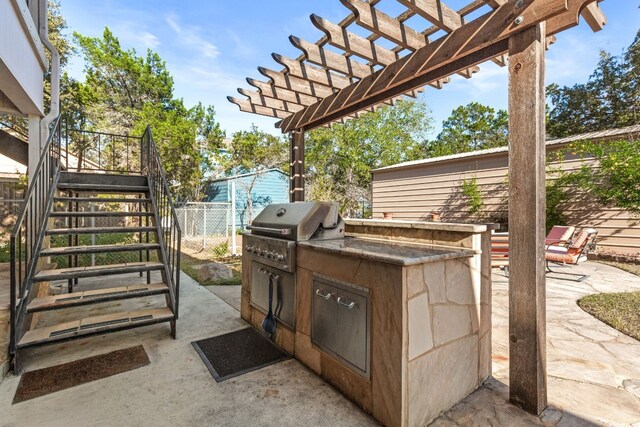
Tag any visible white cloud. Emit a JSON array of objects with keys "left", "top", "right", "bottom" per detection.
[
  {"left": 165, "top": 14, "right": 219, "bottom": 59},
  {"left": 110, "top": 22, "right": 160, "bottom": 50},
  {"left": 546, "top": 34, "right": 598, "bottom": 85}
]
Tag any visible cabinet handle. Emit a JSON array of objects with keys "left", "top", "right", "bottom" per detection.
[
  {"left": 315, "top": 289, "right": 332, "bottom": 300},
  {"left": 337, "top": 297, "right": 356, "bottom": 309}
]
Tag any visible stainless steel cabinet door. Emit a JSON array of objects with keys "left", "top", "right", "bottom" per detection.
[
  {"left": 336, "top": 290, "right": 368, "bottom": 372},
  {"left": 312, "top": 281, "right": 338, "bottom": 352}
]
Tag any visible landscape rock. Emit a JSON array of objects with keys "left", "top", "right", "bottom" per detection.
[{"left": 197, "top": 262, "right": 233, "bottom": 283}]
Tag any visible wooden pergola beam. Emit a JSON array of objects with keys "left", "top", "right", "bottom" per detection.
[
  {"left": 427, "top": 77, "right": 450, "bottom": 88},
  {"left": 280, "top": 0, "right": 586, "bottom": 133},
  {"left": 271, "top": 53, "right": 353, "bottom": 89},
  {"left": 397, "top": 0, "right": 463, "bottom": 32},
  {"left": 258, "top": 67, "right": 336, "bottom": 98},
  {"left": 289, "top": 35, "right": 373, "bottom": 78},
  {"left": 341, "top": 0, "right": 428, "bottom": 50},
  {"left": 227, "top": 97, "right": 290, "bottom": 119},
  {"left": 580, "top": 1, "right": 606, "bottom": 32},
  {"left": 310, "top": 14, "right": 398, "bottom": 65},
  {"left": 246, "top": 78, "right": 320, "bottom": 105},
  {"left": 345, "top": 0, "right": 479, "bottom": 79},
  {"left": 237, "top": 88, "right": 305, "bottom": 113}
]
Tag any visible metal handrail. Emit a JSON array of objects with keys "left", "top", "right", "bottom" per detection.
[
  {"left": 66, "top": 126, "right": 142, "bottom": 174},
  {"left": 142, "top": 126, "right": 182, "bottom": 316},
  {"left": 10, "top": 114, "right": 63, "bottom": 356}
]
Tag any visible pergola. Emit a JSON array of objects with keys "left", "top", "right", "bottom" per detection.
[{"left": 229, "top": 0, "right": 606, "bottom": 415}]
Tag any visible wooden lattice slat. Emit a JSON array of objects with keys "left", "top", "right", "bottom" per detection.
[{"left": 229, "top": 0, "right": 606, "bottom": 124}]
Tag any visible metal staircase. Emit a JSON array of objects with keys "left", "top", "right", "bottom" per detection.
[{"left": 9, "top": 117, "right": 181, "bottom": 373}]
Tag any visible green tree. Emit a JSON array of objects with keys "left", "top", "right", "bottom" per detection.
[
  {"left": 217, "top": 125, "right": 288, "bottom": 223},
  {"left": 564, "top": 139, "right": 640, "bottom": 216},
  {"left": 306, "top": 100, "right": 432, "bottom": 216},
  {"left": 74, "top": 28, "right": 224, "bottom": 198},
  {"left": 426, "top": 102, "right": 508, "bottom": 157},
  {"left": 547, "top": 31, "right": 640, "bottom": 137},
  {"left": 74, "top": 28, "right": 174, "bottom": 132}
]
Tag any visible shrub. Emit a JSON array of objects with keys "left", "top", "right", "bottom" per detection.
[
  {"left": 461, "top": 176, "right": 484, "bottom": 216},
  {"left": 211, "top": 241, "right": 229, "bottom": 258}
]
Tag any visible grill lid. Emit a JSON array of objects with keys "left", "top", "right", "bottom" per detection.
[{"left": 247, "top": 202, "right": 343, "bottom": 241}]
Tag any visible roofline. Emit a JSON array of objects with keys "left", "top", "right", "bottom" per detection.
[
  {"left": 207, "top": 168, "right": 287, "bottom": 183},
  {"left": 373, "top": 125, "right": 640, "bottom": 174}
]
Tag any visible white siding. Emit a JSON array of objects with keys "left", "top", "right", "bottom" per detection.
[{"left": 0, "top": 0, "right": 47, "bottom": 115}]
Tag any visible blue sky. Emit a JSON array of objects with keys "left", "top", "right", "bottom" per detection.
[{"left": 61, "top": 1, "right": 638, "bottom": 138}]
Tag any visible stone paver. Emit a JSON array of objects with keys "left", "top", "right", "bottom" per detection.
[
  {"left": 2, "top": 261, "right": 640, "bottom": 425},
  {"left": 434, "top": 261, "right": 640, "bottom": 426}
]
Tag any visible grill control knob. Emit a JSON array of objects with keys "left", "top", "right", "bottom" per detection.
[{"left": 276, "top": 254, "right": 284, "bottom": 261}]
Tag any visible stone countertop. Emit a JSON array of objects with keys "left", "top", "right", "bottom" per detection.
[
  {"left": 297, "top": 237, "right": 476, "bottom": 266},
  {"left": 345, "top": 219, "right": 498, "bottom": 233}
]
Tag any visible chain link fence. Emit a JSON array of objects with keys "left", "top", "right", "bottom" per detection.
[
  {"left": 1, "top": 198, "right": 241, "bottom": 264},
  {"left": 175, "top": 202, "right": 239, "bottom": 256}
]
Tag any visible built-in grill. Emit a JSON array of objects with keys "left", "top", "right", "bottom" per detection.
[{"left": 244, "top": 202, "right": 345, "bottom": 330}]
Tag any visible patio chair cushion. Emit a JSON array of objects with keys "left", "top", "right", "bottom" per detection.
[
  {"left": 545, "top": 226, "right": 575, "bottom": 246},
  {"left": 545, "top": 248, "right": 577, "bottom": 264}
]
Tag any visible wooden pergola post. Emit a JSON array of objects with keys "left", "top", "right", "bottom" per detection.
[
  {"left": 507, "top": 21, "right": 547, "bottom": 415},
  {"left": 290, "top": 128, "right": 305, "bottom": 202}
]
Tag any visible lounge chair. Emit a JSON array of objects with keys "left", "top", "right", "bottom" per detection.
[{"left": 545, "top": 228, "right": 598, "bottom": 282}]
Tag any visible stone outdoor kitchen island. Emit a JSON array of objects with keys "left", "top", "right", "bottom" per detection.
[{"left": 242, "top": 219, "right": 492, "bottom": 427}]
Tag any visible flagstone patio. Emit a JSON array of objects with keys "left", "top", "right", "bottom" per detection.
[{"left": 0, "top": 261, "right": 639, "bottom": 426}]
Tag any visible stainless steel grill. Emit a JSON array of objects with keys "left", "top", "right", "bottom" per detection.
[
  {"left": 246, "top": 202, "right": 344, "bottom": 242},
  {"left": 244, "top": 202, "right": 344, "bottom": 331}
]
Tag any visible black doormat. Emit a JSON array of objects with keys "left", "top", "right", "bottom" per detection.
[
  {"left": 13, "top": 345, "right": 150, "bottom": 404},
  {"left": 192, "top": 327, "right": 290, "bottom": 382}
]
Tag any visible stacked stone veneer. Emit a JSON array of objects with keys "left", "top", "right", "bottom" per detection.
[{"left": 405, "top": 255, "right": 491, "bottom": 426}]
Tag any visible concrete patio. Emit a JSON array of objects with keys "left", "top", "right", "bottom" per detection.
[{"left": 0, "top": 261, "right": 639, "bottom": 426}]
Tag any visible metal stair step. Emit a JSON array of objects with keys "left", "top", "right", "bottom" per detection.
[
  {"left": 17, "top": 307, "right": 174, "bottom": 349},
  {"left": 50, "top": 211, "right": 153, "bottom": 218},
  {"left": 26, "top": 283, "right": 168, "bottom": 313},
  {"left": 57, "top": 183, "right": 149, "bottom": 193},
  {"left": 41, "top": 243, "right": 160, "bottom": 256},
  {"left": 46, "top": 226, "right": 156, "bottom": 236},
  {"left": 34, "top": 261, "right": 164, "bottom": 282},
  {"left": 54, "top": 197, "right": 150, "bottom": 203}
]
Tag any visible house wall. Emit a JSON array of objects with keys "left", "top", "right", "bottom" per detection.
[
  {"left": 0, "top": 0, "right": 47, "bottom": 115},
  {"left": 372, "top": 144, "right": 640, "bottom": 256},
  {"left": 203, "top": 170, "right": 289, "bottom": 229}
]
